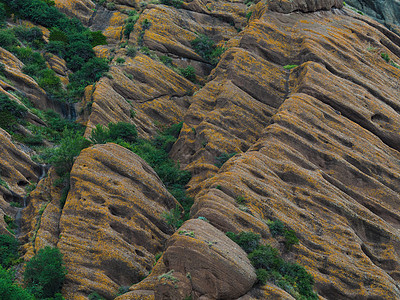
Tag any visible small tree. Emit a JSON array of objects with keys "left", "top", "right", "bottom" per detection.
[{"left": 24, "top": 246, "right": 66, "bottom": 299}]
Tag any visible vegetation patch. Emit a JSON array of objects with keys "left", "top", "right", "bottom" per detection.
[
  {"left": 24, "top": 246, "right": 66, "bottom": 299},
  {"left": 381, "top": 52, "right": 400, "bottom": 69},
  {"left": 0, "top": 94, "right": 27, "bottom": 134},
  {"left": 215, "top": 152, "right": 237, "bottom": 168},
  {"left": 226, "top": 231, "right": 317, "bottom": 300},
  {"left": 191, "top": 34, "right": 225, "bottom": 65},
  {"left": 266, "top": 219, "right": 299, "bottom": 250}
]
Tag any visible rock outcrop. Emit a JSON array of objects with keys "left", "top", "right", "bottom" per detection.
[
  {"left": 55, "top": 143, "right": 180, "bottom": 299},
  {"left": 0, "top": 129, "right": 41, "bottom": 235}
]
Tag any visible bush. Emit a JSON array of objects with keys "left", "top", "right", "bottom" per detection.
[
  {"left": 160, "top": 55, "right": 172, "bottom": 66},
  {"left": 160, "top": 0, "right": 183, "bottom": 8},
  {"left": 0, "top": 94, "right": 27, "bottom": 132},
  {"left": 68, "top": 57, "right": 109, "bottom": 97},
  {"left": 215, "top": 152, "right": 236, "bottom": 168},
  {"left": 123, "top": 11, "right": 139, "bottom": 39},
  {"left": 90, "top": 122, "right": 138, "bottom": 144},
  {"left": 0, "top": 3, "right": 6, "bottom": 28},
  {"left": 116, "top": 57, "right": 125, "bottom": 64},
  {"left": 229, "top": 231, "right": 317, "bottom": 299},
  {"left": 49, "top": 28, "right": 68, "bottom": 43},
  {"left": 13, "top": 26, "right": 44, "bottom": 47},
  {"left": 267, "top": 219, "right": 285, "bottom": 237},
  {"left": 89, "top": 31, "right": 107, "bottom": 47},
  {"left": 46, "top": 129, "right": 91, "bottom": 176},
  {"left": 179, "top": 66, "right": 196, "bottom": 82},
  {"left": 226, "top": 231, "right": 260, "bottom": 254},
  {"left": 0, "top": 30, "right": 18, "bottom": 48},
  {"left": 126, "top": 46, "right": 137, "bottom": 57},
  {"left": 191, "top": 34, "right": 224, "bottom": 65},
  {"left": 24, "top": 246, "right": 66, "bottom": 299},
  {"left": 0, "top": 266, "right": 35, "bottom": 300},
  {"left": 0, "top": 234, "right": 19, "bottom": 269},
  {"left": 284, "top": 229, "right": 299, "bottom": 250}
]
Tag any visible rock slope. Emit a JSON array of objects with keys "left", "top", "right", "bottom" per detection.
[{"left": 1, "top": 0, "right": 400, "bottom": 299}]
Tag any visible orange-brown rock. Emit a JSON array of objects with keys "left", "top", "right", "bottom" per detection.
[
  {"left": 55, "top": 0, "right": 96, "bottom": 26},
  {"left": 119, "top": 219, "right": 257, "bottom": 299},
  {"left": 166, "top": 2, "right": 400, "bottom": 299},
  {"left": 0, "top": 128, "right": 40, "bottom": 235},
  {"left": 56, "top": 143, "right": 180, "bottom": 299},
  {"left": 20, "top": 168, "right": 64, "bottom": 260},
  {"left": 0, "top": 129, "right": 40, "bottom": 196},
  {"left": 0, "top": 47, "right": 52, "bottom": 110},
  {"left": 80, "top": 53, "right": 195, "bottom": 139},
  {"left": 161, "top": 219, "right": 256, "bottom": 299}
]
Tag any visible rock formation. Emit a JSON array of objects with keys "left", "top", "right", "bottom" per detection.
[{"left": 1, "top": 0, "right": 400, "bottom": 298}]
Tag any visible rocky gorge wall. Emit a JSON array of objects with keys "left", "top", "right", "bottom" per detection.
[{"left": 1, "top": 0, "right": 400, "bottom": 299}]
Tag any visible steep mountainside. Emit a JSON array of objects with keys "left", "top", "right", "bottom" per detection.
[{"left": 0, "top": 0, "right": 400, "bottom": 299}]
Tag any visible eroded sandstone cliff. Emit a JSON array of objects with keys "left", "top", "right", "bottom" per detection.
[{"left": 1, "top": 0, "right": 400, "bottom": 299}]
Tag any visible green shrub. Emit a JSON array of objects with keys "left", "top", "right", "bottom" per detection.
[
  {"left": 0, "top": 266, "right": 35, "bottom": 300},
  {"left": 191, "top": 34, "right": 225, "bottom": 65},
  {"left": 179, "top": 66, "right": 196, "bottom": 82},
  {"left": 89, "top": 31, "right": 107, "bottom": 47},
  {"left": 255, "top": 268, "right": 269, "bottom": 285},
  {"left": 0, "top": 94, "right": 27, "bottom": 133},
  {"left": 160, "top": 55, "right": 172, "bottom": 66},
  {"left": 124, "top": 22, "right": 135, "bottom": 39},
  {"left": 0, "top": 3, "right": 6, "bottom": 28},
  {"left": 248, "top": 244, "right": 283, "bottom": 270},
  {"left": 0, "top": 234, "right": 19, "bottom": 269},
  {"left": 90, "top": 122, "right": 138, "bottom": 144},
  {"left": 89, "top": 292, "right": 105, "bottom": 300},
  {"left": 49, "top": 28, "right": 68, "bottom": 43},
  {"left": 123, "top": 11, "right": 139, "bottom": 39},
  {"left": 106, "top": 1, "right": 116, "bottom": 10},
  {"left": 284, "top": 229, "right": 299, "bottom": 250},
  {"left": 13, "top": 26, "right": 44, "bottom": 48},
  {"left": 126, "top": 46, "right": 137, "bottom": 57},
  {"left": 230, "top": 231, "right": 317, "bottom": 299},
  {"left": 68, "top": 57, "right": 109, "bottom": 98},
  {"left": 24, "top": 246, "right": 66, "bottom": 299},
  {"left": 46, "top": 129, "right": 90, "bottom": 176},
  {"left": 226, "top": 231, "right": 260, "bottom": 253},
  {"left": 160, "top": 0, "right": 183, "bottom": 8},
  {"left": 45, "top": 41, "right": 66, "bottom": 57},
  {"left": 0, "top": 176, "right": 9, "bottom": 189},
  {"left": 267, "top": 219, "right": 285, "bottom": 237},
  {"left": 116, "top": 57, "right": 125, "bottom": 64},
  {"left": 381, "top": 52, "right": 390, "bottom": 63},
  {"left": 37, "top": 68, "right": 62, "bottom": 93},
  {"left": 0, "top": 30, "right": 18, "bottom": 48},
  {"left": 215, "top": 152, "right": 236, "bottom": 168},
  {"left": 246, "top": 11, "right": 252, "bottom": 21}
]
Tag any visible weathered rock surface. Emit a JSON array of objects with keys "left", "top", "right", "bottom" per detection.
[
  {"left": 0, "top": 128, "right": 41, "bottom": 236},
  {"left": 162, "top": 219, "right": 256, "bottom": 299},
  {"left": 56, "top": 143, "right": 179, "bottom": 299},
  {"left": 184, "top": 6, "right": 400, "bottom": 298},
  {"left": 345, "top": 0, "right": 400, "bottom": 31},
  {"left": 0, "top": 47, "right": 51, "bottom": 111},
  {"left": 118, "top": 219, "right": 257, "bottom": 299},
  {"left": 2, "top": 0, "right": 400, "bottom": 298},
  {"left": 20, "top": 168, "right": 64, "bottom": 260}
]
